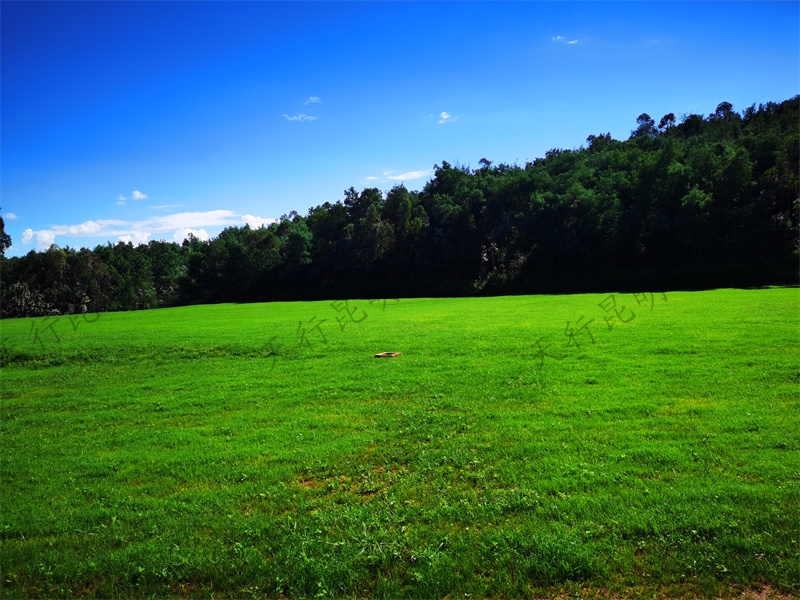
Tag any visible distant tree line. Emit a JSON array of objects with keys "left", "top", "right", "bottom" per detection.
[{"left": 2, "top": 97, "right": 798, "bottom": 318}]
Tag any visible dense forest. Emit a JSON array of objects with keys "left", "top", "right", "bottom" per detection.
[{"left": 2, "top": 97, "right": 798, "bottom": 318}]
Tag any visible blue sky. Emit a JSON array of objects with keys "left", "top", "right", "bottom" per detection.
[{"left": 2, "top": 1, "right": 798, "bottom": 256}]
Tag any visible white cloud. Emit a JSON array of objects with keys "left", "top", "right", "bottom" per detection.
[
  {"left": 17, "top": 210, "right": 242, "bottom": 250},
  {"left": 173, "top": 228, "right": 209, "bottom": 243},
  {"left": 283, "top": 113, "right": 318, "bottom": 122},
  {"left": 387, "top": 170, "right": 430, "bottom": 181},
  {"left": 370, "top": 169, "right": 431, "bottom": 182},
  {"left": 552, "top": 35, "right": 578, "bottom": 44},
  {"left": 148, "top": 210, "right": 239, "bottom": 231},
  {"left": 62, "top": 220, "right": 105, "bottom": 236},
  {"left": 22, "top": 228, "right": 56, "bottom": 250},
  {"left": 4, "top": 212, "right": 18, "bottom": 220},
  {"left": 116, "top": 190, "right": 146, "bottom": 206},
  {"left": 304, "top": 96, "right": 322, "bottom": 105},
  {"left": 117, "top": 232, "right": 151, "bottom": 245},
  {"left": 39, "top": 230, "right": 56, "bottom": 248},
  {"left": 438, "top": 111, "right": 452, "bottom": 124},
  {"left": 241, "top": 214, "right": 278, "bottom": 229},
  {"left": 151, "top": 204, "right": 183, "bottom": 211}
]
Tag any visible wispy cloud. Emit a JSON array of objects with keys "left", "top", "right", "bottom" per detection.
[
  {"left": 117, "top": 190, "right": 148, "bottom": 206},
  {"left": 3, "top": 212, "right": 18, "bottom": 220},
  {"left": 304, "top": 96, "right": 322, "bottom": 105},
  {"left": 150, "top": 204, "right": 183, "bottom": 211},
  {"left": 20, "top": 210, "right": 249, "bottom": 250},
  {"left": 283, "top": 113, "right": 318, "bottom": 123},
  {"left": 368, "top": 169, "right": 431, "bottom": 183},
  {"left": 552, "top": 35, "right": 578, "bottom": 44},
  {"left": 438, "top": 111, "right": 455, "bottom": 124},
  {"left": 387, "top": 170, "right": 430, "bottom": 181}
]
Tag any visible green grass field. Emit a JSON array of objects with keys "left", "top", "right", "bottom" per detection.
[{"left": 1, "top": 288, "right": 798, "bottom": 598}]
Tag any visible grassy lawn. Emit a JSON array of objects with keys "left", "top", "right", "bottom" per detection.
[{"left": 1, "top": 288, "right": 798, "bottom": 598}]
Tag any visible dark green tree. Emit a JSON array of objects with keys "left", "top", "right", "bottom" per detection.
[
  {"left": 0, "top": 210, "right": 11, "bottom": 257},
  {"left": 632, "top": 113, "right": 657, "bottom": 138}
]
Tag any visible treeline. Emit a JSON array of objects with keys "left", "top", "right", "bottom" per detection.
[{"left": 2, "top": 97, "right": 798, "bottom": 318}]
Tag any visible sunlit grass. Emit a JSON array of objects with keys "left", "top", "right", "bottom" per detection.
[{"left": 1, "top": 288, "right": 798, "bottom": 598}]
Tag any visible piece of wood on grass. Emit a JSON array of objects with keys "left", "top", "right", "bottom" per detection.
[{"left": 374, "top": 352, "right": 401, "bottom": 358}]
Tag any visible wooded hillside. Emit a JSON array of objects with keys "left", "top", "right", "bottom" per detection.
[{"left": 2, "top": 97, "right": 797, "bottom": 317}]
